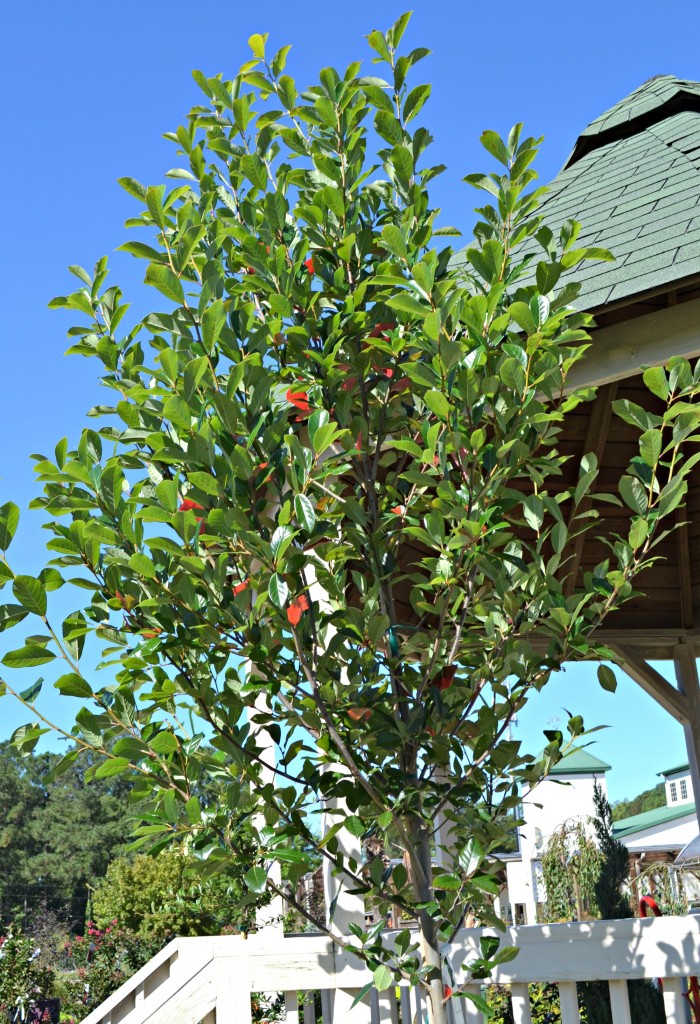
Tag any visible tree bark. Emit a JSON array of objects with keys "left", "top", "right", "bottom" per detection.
[{"left": 408, "top": 814, "right": 448, "bottom": 1024}]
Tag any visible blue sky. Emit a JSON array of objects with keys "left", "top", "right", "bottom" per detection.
[{"left": 1, "top": 0, "right": 699, "bottom": 802}]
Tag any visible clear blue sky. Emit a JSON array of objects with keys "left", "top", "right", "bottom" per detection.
[{"left": 1, "top": 0, "right": 699, "bottom": 802}]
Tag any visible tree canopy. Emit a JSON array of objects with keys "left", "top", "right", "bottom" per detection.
[{"left": 2, "top": 13, "right": 700, "bottom": 1023}]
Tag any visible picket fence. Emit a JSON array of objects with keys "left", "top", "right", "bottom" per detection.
[{"left": 79, "top": 915, "right": 700, "bottom": 1024}]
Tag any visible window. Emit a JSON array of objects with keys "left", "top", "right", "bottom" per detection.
[
  {"left": 680, "top": 778, "right": 688, "bottom": 800},
  {"left": 670, "top": 781, "right": 678, "bottom": 802}
]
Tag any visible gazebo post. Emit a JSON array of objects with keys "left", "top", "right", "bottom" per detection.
[{"left": 673, "top": 641, "right": 700, "bottom": 834}]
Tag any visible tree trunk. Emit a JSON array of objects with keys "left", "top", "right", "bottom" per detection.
[{"left": 408, "top": 814, "right": 448, "bottom": 1024}]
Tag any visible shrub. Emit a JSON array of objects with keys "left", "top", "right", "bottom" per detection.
[{"left": 0, "top": 925, "right": 54, "bottom": 1022}]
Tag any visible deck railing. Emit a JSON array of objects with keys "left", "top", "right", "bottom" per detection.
[{"left": 79, "top": 915, "right": 700, "bottom": 1024}]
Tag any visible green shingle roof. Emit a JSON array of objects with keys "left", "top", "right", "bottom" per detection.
[
  {"left": 659, "top": 761, "right": 690, "bottom": 777},
  {"left": 547, "top": 749, "right": 611, "bottom": 776},
  {"left": 612, "top": 801, "right": 696, "bottom": 838},
  {"left": 458, "top": 76, "right": 700, "bottom": 311}
]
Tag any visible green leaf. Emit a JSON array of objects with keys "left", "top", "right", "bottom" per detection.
[
  {"left": 12, "top": 576, "right": 47, "bottom": 617},
  {"left": 3, "top": 645, "right": 56, "bottom": 668},
  {"left": 268, "top": 574, "right": 288, "bottom": 609},
  {"left": 522, "top": 495, "right": 544, "bottom": 531},
  {"left": 643, "top": 365, "right": 669, "bottom": 400},
  {"left": 151, "top": 731, "right": 179, "bottom": 754},
  {"left": 0, "top": 502, "right": 19, "bottom": 551},
  {"left": 202, "top": 299, "right": 226, "bottom": 350},
  {"left": 659, "top": 476, "right": 687, "bottom": 517},
  {"left": 145, "top": 263, "right": 185, "bottom": 305},
  {"left": 480, "top": 130, "right": 509, "bottom": 166},
  {"left": 129, "top": 552, "right": 157, "bottom": 579},
  {"left": 54, "top": 673, "right": 93, "bottom": 698},
  {"left": 295, "top": 495, "right": 316, "bottom": 533},
  {"left": 458, "top": 836, "right": 484, "bottom": 875},
  {"left": 367, "top": 30, "right": 391, "bottom": 62},
  {"left": 248, "top": 32, "right": 266, "bottom": 58},
  {"left": 95, "top": 758, "right": 131, "bottom": 778},
  {"left": 423, "top": 390, "right": 451, "bottom": 419},
  {"left": 244, "top": 866, "right": 268, "bottom": 893},
  {"left": 619, "top": 475, "right": 648, "bottom": 515},
  {"left": 373, "top": 965, "right": 393, "bottom": 992},
  {"left": 597, "top": 664, "right": 617, "bottom": 693},
  {"left": 628, "top": 518, "right": 648, "bottom": 549},
  {"left": 433, "top": 872, "right": 462, "bottom": 891}
]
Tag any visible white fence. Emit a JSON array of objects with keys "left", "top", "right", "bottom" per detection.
[{"left": 80, "top": 916, "right": 700, "bottom": 1024}]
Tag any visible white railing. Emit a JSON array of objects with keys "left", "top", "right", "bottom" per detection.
[{"left": 79, "top": 915, "right": 700, "bottom": 1024}]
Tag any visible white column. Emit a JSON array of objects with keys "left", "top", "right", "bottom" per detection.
[{"left": 250, "top": 689, "right": 285, "bottom": 934}]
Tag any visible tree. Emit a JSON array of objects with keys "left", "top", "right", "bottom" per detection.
[
  {"left": 1, "top": 14, "right": 699, "bottom": 1023},
  {"left": 0, "top": 744, "right": 132, "bottom": 928},
  {"left": 592, "top": 781, "right": 631, "bottom": 919}
]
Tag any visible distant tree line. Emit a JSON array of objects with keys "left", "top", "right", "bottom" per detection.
[{"left": 611, "top": 783, "right": 665, "bottom": 821}]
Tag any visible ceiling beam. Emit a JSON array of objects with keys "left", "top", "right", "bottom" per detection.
[
  {"left": 610, "top": 644, "right": 690, "bottom": 724},
  {"left": 566, "top": 297, "right": 700, "bottom": 392}
]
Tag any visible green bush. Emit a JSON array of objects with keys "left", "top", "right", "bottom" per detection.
[{"left": 91, "top": 850, "right": 262, "bottom": 939}]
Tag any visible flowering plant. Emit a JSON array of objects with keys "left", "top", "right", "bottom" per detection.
[{"left": 0, "top": 926, "right": 54, "bottom": 1022}]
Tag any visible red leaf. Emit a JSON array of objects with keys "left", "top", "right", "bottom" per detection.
[
  {"left": 304, "top": 256, "right": 315, "bottom": 275},
  {"left": 368, "top": 321, "right": 395, "bottom": 338},
  {"left": 348, "top": 707, "right": 372, "bottom": 722},
  {"left": 232, "top": 579, "right": 249, "bottom": 595},
  {"left": 287, "top": 594, "right": 310, "bottom": 626},
  {"left": 179, "top": 499, "right": 205, "bottom": 515},
  {"left": 431, "top": 666, "right": 457, "bottom": 691},
  {"left": 286, "top": 389, "right": 311, "bottom": 413}
]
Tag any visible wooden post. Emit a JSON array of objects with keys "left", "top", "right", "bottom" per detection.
[{"left": 673, "top": 641, "right": 700, "bottom": 835}]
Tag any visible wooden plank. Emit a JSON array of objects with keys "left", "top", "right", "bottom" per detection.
[
  {"left": 376, "top": 990, "right": 400, "bottom": 1024},
  {"left": 558, "top": 982, "right": 580, "bottom": 1024},
  {"left": 607, "top": 981, "right": 631, "bottom": 1024},
  {"left": 461, "top": 986, "right": 486, "bottom": 1024},
  {"left": 564, "top": 382, "right": 617, "bottom": 596},
  {"left": 661, "top": 978, "right": 686, "bottom": 1024},
  {"left": 676, "top": 513, "right": 694, "bottom": 629},
  {"left": 285, "top": 992, "right": 300, "bottom": 1024},
  {"left": 510, "top": 984, "right": 532, "bottom": 1024},
  {"left": 214, "top": 956, "right": 251, "bottom": 1024},
  {"left": 443, "top": 917, "right": 700, "bottom": 983},
  {"left": 302, "top": 992, "right": 316, "bottom": 1024},
  {"left": 566, "top": 297, "right": 700, "bottom": 392},
  {"left": 610, "top": 645, "right": 689, "bottom": 724}
]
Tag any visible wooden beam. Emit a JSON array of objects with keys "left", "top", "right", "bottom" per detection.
[
  {"left": 675, "top": 511, "right": 694, "bottom": 629},
  {"left": 566, "top": 296, "right": 700, "bottom": 392},
  {"left": 610, "top": 644, "right": 690, "bottom": 724},
  {"left": 673, "top": 641, "right": 700, "bottom": 835},
  {"left": 564, "top": 382, "right": 617, "bottom": 596}
]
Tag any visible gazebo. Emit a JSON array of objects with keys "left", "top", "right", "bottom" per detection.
[
  {"left": 77, "top": 75, "right": 700, "bottom": 1024},
  {"left": 508, "top": 74, "right": 700, "bottom": 835}
]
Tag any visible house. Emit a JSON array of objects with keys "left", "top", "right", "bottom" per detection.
[{"left": 498, "top": 751, "right": 699, "bottom": 924}]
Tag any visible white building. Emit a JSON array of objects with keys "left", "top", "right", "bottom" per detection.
[{"left": 499, "top": 752, "right": 699, "bottom": 924}]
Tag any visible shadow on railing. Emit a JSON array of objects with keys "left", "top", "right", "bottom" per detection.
[{"left": 79, "top": 915, "right": 700, "bottom": 1024}]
